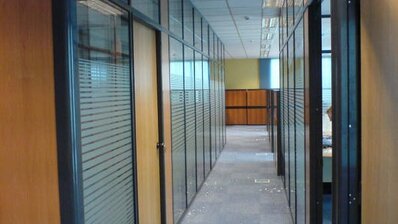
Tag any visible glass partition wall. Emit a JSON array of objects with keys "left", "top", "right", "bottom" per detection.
[
  {"left": 57, "top": 0, "right": 226, "bottom": 224},
  {"left": 279, "top": 0, "right": 316, "bottom": 223},
  {"left": 76, "top": 2, "right": 136, "bottom": 224},
  {"left": 169, "top": 0, "right": 226, "bottom": 222},
  {"left": 280, "top": 0, "right": 332, "bottom": 223}
]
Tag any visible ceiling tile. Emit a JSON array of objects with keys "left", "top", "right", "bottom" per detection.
[{"left": 192, "top": 0, "right": 281, "bottom": 58}]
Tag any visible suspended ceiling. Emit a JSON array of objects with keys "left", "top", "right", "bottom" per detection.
[{"left": 191, "top": 0, "right": 281, "bottom": 59}]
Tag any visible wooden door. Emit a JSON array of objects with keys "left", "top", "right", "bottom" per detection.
[{"left": 133, "top": 21, "right": 161, "bottom": 224}]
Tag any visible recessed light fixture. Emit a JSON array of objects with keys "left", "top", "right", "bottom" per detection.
[
  {"left": 261, "top": 44, "right": 271, "bottom": 50},
  {"left": 262, "top": 33, "right": 274, "bottom": 40},
  {"left": 262, "top": 0, "right": 284, "bottom": 8},
  {"left": 262, "top": 17, "right": 278, "bottom": 28},
  {"left": 79, "top": 0, "right": 123, "bottom": 15}
]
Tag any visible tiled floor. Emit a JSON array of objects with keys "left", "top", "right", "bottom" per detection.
[{"left": 180, "top": 126, "right": 293, "bottom": 224}]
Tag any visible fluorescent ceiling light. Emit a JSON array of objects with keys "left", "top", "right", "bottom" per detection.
[
  {"left": 261, "top": 43, "right": 271, "bottom": 50},
  {"left": 262, "top": 0, "right": 284, "bottom": 8},
  {"left": 79, "top": 0, "right": 123, "bottom": 16},
  {"left": 261, "top": 50, "right": 270, "bottom": 58},
  {"left": 262, "top": 17, "right": 278, "bottom": 28},
  {"left": 262, "top": 33, "right": 274, "bottom": 40}
]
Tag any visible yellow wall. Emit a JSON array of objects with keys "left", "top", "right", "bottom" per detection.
[
  {"left": 225, "top": 59, "right": 260, "bottom": 89},
  {"left": 361, "top": 0, "right": 398, "bottom": 223}
]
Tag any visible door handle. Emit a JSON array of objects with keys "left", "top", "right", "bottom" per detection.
[{"left": 157, "top": 142, "right": 166, "bottom": 152}]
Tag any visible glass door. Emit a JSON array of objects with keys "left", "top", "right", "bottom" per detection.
[{"left": 75, "top": 1, "right": 136, "bottom": 223}]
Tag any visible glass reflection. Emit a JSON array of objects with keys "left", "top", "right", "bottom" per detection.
[
  {"left": 184, "top": 46, "right": 196, "bottom": 204},
  {"left": 76, "top": 1, "right": 135, "bottom": 223},
  {"left": 202, "top": 21, "right": 209, "bottom": 55},
  {"left": 170, "top": 38, "right": 186, "bottom": 221},
  {"left": 295, "top": 0, "right": 304, "bottom": 18},
  {"left": 295, "top": 19, "right": 305, "bottom": 224},
  {"left": 194, "top": 10, "right": 202, "bottom": 49},
  {"left": 288, "top": 37, "right": 296, "bottom": 222},
  {"left": 203, "top": 57, "right": 211, "bottom": 175},
  {"left": 133, "top": 0, "right": 159, "bottom": 22},
  {"left": 169, "top": 0, "right": 183, "bottom": 38},
  {"left": 322, "top": 18, "right": 331, "bottom": 51},
  {"left": 195, "top": 51, "right": 205, "bottom": 186},
  {"left": 183, "top": 0, "right": 194, "bottom": 45}
]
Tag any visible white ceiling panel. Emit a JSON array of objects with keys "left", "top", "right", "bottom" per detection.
[
  {"left": 227, "top": 0, "right": 262, "bottom": 7},
  {"left": 194, "top": 0, "right": 226, "bottom": 8},
  {"left": 192, "top": 0, "right": 280, "bottom": 59}
]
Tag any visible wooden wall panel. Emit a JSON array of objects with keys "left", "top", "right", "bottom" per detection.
[
  {"left": 0, "top": 1, "right": 60, "bottom": 223},
  {"left": 361, "top": 0, "right": 398, "bottom": 223},
  {"left": 226, "top": 90, "right": 247, "bottom": 107},
  {"left": 247, "top": 90, "right": 268, "bottom": 107},
  {"left": 226, "top": 109, "right": 247, "bottom": 125},
  {"left": 248, "top": 109, "right": 268, "bottom": 125}
]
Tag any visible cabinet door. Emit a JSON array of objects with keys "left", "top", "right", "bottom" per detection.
[
  {"left": 247, "top": 90, "right": 268, "bottom": 107},
  {"left": 226, "top": 108, "right": 247, "bottom": 125},
  {"left": 226, "top": 90, "right": 247, "bottom": 107},
  {"left": 248, "top": 108, "right": 268, "bottom": 125}
]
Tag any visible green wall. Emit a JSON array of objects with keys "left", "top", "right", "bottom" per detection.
[{"left": 225, "top": 59, "right": 260, "bottom": 89}]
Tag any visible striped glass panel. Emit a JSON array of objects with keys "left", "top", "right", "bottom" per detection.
[
  {"left": 203, "top": 58, "right": 211, "bottom": 175},
  {"left": 217, "top": 44, "right": 222, "bottom": 152},
  {"left": 210, "top": 60, "right": 217, "bottom": 166},
  {"left": 170, "top": 37, "right": 186, "bottom": 222},
  {"left": 283, "top": 47, "right": 289, "bottom": 190},
  {"left": 288, "top": 38, "right": 296, "bottom": 220},
  {"left": 217, "top": 42, "right": 222, "bottom": 155},
  {"left": 185, "top": 46, "right": 196, "bottom": 204},
  {"left": 295, "top": 20, "right": 306, "bottom": 224},
  {"left": 195, "top": 52, "right": 205, "bottom": 186},
  {"left": 210, "top": 32, "right": 217, "bottom": 165},
  {"left": 76, "top": 2, "right": 135, "bottom": 224}
]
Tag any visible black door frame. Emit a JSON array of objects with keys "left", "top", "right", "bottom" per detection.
[
  {"left": 331, "top": 0, "right": 361, "bottom": 223},
  {"left": 155, "top": 28, "right": 167, "bottom": 224},
  {"left": 307, "top": 1, "right": 324, "bottom": 223}
]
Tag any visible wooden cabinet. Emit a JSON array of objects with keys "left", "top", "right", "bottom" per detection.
[
  {"left": 226, "top": 108, "right": 247, "bottom": 125},
  {"left": 247, "top": 90, "right": 267, "bottom": 107},
  {"left": 248, "top": 108, "right": 268, "bottom": 125},
  {"left": 226, "top": 90, "right": 247, "bottom": 107},
  {"left": 225, "top": 89, "right": 269, "bottom": 125}
]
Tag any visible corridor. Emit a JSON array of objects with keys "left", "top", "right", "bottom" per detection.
[{"left": 181, "top": 126, "right": 292, "bottom": 224}]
